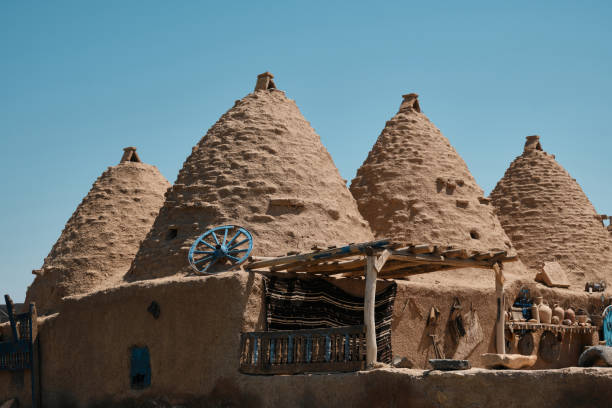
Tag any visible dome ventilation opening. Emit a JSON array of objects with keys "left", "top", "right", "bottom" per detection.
[
  {"left": 254, "top": 72, "right": 276, "bottom": 91},
  {"left": 470, "top": 230, "right": 480, "bottom": 240},
  {"left": 165, "top": 227, "right": 178, "bottom": 240},
  {"left": 121, "top": 147, "right": 141, "bottom": 163},
  {"left": 524, "top": 135, "right": 543, "bottom": 153},
  {"left": 400, "top": 93, "right": 421, "bottom": 113}
]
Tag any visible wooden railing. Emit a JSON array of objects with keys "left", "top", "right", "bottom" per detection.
[
  {"left": 239, "top": 325, "right": 366, "bottom": 374},
  {"left": 0, "top": 296, "right": 35, "bottom": 371},
  {"left": 1, "top": 294, "right": 41, "bottom": 407}
]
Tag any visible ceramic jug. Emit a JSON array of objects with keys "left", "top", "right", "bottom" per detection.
[
  {"left": 553, "top": 303, "right": 564, "bottom": 323},
  {"left": 530, "top": 305, "right": 540, "bottom": 323},
  {"left": 564, "top": 307, "right": 576, "bottom": 324},
  {"left": 538, "top": 299, "right": 552, "bottom": 324}
]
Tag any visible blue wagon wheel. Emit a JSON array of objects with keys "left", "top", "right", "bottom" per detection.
[{"left": 188, "top": 225, "right": 254, "bottom": 274}]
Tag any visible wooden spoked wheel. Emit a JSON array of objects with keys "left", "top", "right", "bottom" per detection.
[{"left": 188, "top": 225, "right": 253, "bottom": 274}]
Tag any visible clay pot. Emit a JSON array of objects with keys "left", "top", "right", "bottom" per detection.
[
  {"left": 564, "top": 307, "right": 576, "bottom": 323},
  {"left": 577, "top": 315, "right": 588, "bottom": 324},
  {"left": 511, "top": 307, "right": 524, "bottom": 321},
  {"left": 562, "top": 319, "right": 572, "bottom": 326},
  {"left": 553, "top": 304, "right": 564, "bottom": 323},
  {"left": 576, "top": 308, "right": 588, "bottom": 316},
  {"left": 591, "top": 315, "right": 603, "bottom": 327},
  {"left": 538, "top": 301, "right": 552, "bottom": 324},
  {"left": 530, "top": 305, "right": 540, "bottom": 323},
  {"left": 551, "top": 316, "right": 560, "bottom": 325}
]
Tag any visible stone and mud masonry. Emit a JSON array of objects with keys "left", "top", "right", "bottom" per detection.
[{"left": 2, "top": 72, "right": 612, "bottom": 408}]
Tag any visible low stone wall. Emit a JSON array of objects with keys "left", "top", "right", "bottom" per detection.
[
  {"left": 197, "top": 367, "right": 612, "bottom": 408},
  {"left": 12, "top": 367, "right": 611, "bottom": 408}
]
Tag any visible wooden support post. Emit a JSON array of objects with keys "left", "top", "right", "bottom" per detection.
[
  {"left": 4, "top": 294, "right": 18, "bottom": 342},
  {"left": 494, "top": 263, "right": 506, "bottom": 355},
  {"left": 364, "top": 248, "right": 378, "bottom": 367},
  {"left": 374, "top": 249, "right": 391, "bottom": 273},
  {"left": 30, "top": 303, "right": 41, "bottom": 408}
]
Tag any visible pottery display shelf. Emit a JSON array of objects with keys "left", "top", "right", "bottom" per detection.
[{"left": 506, "top": 321, "right": 598, "bottom": 334}]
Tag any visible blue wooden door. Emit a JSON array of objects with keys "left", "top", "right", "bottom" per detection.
[{"left": 130, "top": 346, "right": 151, "bottom": 389}]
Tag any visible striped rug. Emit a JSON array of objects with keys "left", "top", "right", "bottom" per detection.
[{"left": 263, "top": 277, "right": 397, "bottom": 363}]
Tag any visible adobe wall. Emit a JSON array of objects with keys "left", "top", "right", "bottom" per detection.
[
  {"left": 331, "top": 271, "right": 601, "bottom": 369},
  {"left": 392, "top": 278, "right": 601, "bottom": 369},
  {"left": 0, "top": 271, "right": 607, "bottom": 407},
  {"left": 0, "top": 357, "right": 31, "bottom": 407},
  {"left": 6, "top": 272, "right": 266, "bottom": 407}
]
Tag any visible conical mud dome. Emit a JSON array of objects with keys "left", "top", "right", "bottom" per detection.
[
  {"left": 25, "top": 148, "right": 170, "bottom": 314},
  {"left": 126, "top": 73, "right": 373, "bottom": 281},
  {"left": 350, "top": 94, "right": 513, "bottom": 253},
  {"left": 490, "top": 136, "right": 612, "bottom": 287}
]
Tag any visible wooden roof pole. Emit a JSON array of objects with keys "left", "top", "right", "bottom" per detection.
[{"left": 494, "top": 263, "right": 506, "bottom": 354}]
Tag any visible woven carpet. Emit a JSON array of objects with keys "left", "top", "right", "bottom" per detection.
[{"left": 263, "top": 277, "right": 397, "bottom": 363}]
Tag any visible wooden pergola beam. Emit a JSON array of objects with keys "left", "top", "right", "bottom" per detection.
[
  {"left": 247, "top": 239, "right": 391, "bottom": 270},
  {"left": 378, "top": 264, "right": 459, "bottom": 279},
  {"left": 288, "top": 258, "right": 366, "bottom": 274},
  {"left": 389, "top": 252, "right": 494, "bottom": 269}
]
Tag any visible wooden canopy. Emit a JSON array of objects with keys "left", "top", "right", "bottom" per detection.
[
  {"left": 245, "top": 239, "right": 516, "bottom": 367},
  {"left": 245, "top": 239, "right": 517, "bottom": 278}
]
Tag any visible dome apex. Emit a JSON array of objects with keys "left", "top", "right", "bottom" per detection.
[
  {"left": 254, "top": 71, "right": 276, "bottom": 91},
  {"left": 399, "top": 93, "right": 421, "bottom": 113}
]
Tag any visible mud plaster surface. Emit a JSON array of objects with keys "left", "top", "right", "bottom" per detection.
[
  {"left": 25, "top": 161, "right": 169, "bottom": 314},
  {"left": 350, "top": 98, "right": 516, "bottom": 258},
  {"left": 127, "top": 88, "right": 373, "bottom": 281},
  {"left": 490, "top": 141, "right": 612, "bottom": 288}
]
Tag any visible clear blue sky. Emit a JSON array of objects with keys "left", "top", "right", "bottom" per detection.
[{"left": 1, "top": 1, "right": 611, "bottom": 301}]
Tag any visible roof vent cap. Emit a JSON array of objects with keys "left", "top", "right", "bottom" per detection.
[
  {"left": 121, "top": 147, "right": 141, "bottom": 163},
  {"left": 254, "top": 72, "right": 276, "bottom": 91},
  {"left": 399, "top": 93, "right": 421, "bottom": 113},
  {"left": 524, "top": 135, "right": 543, "bottom": 154}
]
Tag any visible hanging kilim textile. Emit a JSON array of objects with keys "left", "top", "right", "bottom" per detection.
[{"left": 263, "top": 277, "right": 397, "bottom": 363}]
